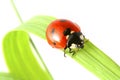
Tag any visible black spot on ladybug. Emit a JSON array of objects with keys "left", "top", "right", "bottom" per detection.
[
  {"left": 60, "top": 19, "right": 67, "bottom": 22},
  {"left": 63, "top": 28, "right": 71, "bottom": 36},
  {"left": 51, "top": 28, "right": 55, "bottom": 34},
  {"left": 53, "top": 42, "right": 56, "bottom": 45}
]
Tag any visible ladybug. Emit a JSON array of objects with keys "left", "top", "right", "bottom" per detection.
[{"left": 46, "top": 19, "right": 85, "bottom": 56}]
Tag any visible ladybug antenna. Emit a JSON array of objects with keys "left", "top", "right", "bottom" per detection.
[{"left": 63, "top": 28, "right": 71, "bottom": 36}]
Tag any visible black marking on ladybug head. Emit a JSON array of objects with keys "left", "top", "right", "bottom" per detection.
[
  {"left": 63, "top": 28, "right": 71, "bottom": 36},
  {"left": 51, "top": 28, "right": 55, "bottom": 34},
  {"left": 60, "top": 19, "right": 67, "bottom": 22}
]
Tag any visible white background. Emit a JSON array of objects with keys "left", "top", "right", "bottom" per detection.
[{"left": 0, "top": 0, "right": 120, "bottom": 80}]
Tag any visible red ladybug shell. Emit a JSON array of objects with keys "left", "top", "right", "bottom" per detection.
[{"left": 46, "top": 19, "right": 81, "bottom": 49}]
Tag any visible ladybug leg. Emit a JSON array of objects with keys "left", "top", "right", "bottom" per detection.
[
  {"left": 71, "top": 51, "right": 75, "bottom": 56},
  {"left": 69, "top": 47, "right": 72, "bottom": 53},
  {"left": 69, "top": 48, "right": 74, "bottom": 53},
  {"left": 68, "top": 47, "right": 76, "bottom": 56},
  {"left": 80, "top": 44, "right": 84, "bottom": 48},
  {"left": 64, "top": 46, "right": 67, "bottom": 57}
]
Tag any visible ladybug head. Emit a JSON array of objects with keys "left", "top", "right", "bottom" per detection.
[{"left": 63, "top": 28, "right": 85, "bottom": 54}]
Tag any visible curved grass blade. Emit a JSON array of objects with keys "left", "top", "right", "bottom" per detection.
[
  {"left": 3, "top": 31, "right": 53, "bottom": 80},
  {"left": 2, "top": 16, "right": 56, "bottom": 80}
]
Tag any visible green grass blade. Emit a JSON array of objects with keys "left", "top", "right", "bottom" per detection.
[
  {"left": 2, "top": 16, "right": 56, "bottom": 80},
  {"left": 66, "top": 40, "right": 120, "bottom": 80}
]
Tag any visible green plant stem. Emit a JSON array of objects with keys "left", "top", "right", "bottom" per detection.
[{"left": 11, "top": 0, "right": 23, "bottom": 23}]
